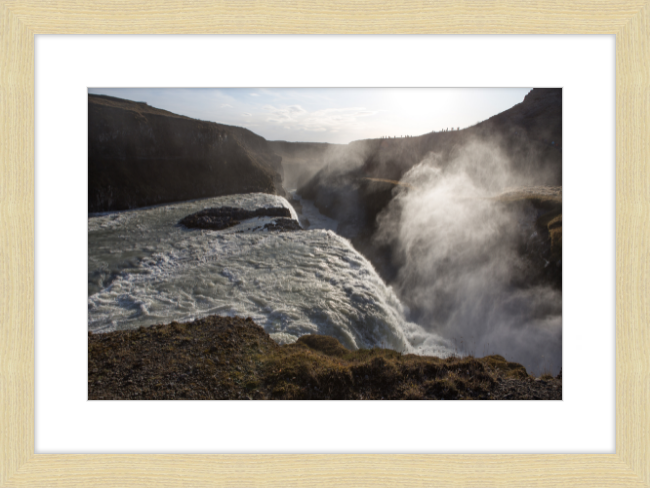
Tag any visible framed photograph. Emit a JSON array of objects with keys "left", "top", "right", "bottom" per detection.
[{"left": 2, "top": 2, "right": 646, "bottom": 486}]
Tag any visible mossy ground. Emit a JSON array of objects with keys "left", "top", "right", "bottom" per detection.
[{"left": 89, "top": 315, "right": 561, "bottom": 400}]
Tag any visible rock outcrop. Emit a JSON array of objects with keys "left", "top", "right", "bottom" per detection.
[
  {"left": 495, "top": 186, "right": 563, "bottom": 289},
  {"left": 88, "top": 94, "right": 285, "bottom": 212},
  {"left": 179, "top": 206, "right": 293, "bottom": 231}
]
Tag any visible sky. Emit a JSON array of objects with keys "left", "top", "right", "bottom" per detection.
[{"left": 88, "top": 88, "right": 532, "bottom": 144}]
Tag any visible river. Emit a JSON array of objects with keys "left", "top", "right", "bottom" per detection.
[{"left": 88, "top": 192, "right": 453, "bottom": 357}]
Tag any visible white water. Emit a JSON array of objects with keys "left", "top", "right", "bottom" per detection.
[
  {"left": 288, "top": 189, "right": 339, "bottom": 232},
  {"left": 88, "top": 193, "right": 453, "bottom": 356}
]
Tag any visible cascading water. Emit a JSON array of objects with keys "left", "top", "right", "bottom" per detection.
[{"left": 88, "top": 193, "right": 453, "bottom": 357}]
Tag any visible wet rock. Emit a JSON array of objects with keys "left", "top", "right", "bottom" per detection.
[
  {"left": 179, "top": 206, "right": 292, "bottom": 230},
  {"left": 262, "top": 219, "right": 302, "bottom": 232}
]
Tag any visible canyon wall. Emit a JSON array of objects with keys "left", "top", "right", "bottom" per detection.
[{"left": 88, "top": 94, "right": 285, "bottom": 212}]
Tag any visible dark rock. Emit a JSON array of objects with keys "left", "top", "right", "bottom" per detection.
[
  {"left": 179, "top": 206, "right": 292, "bottom": 230},
  {"left": 262, "top": 219, "right": 302, "bottom": 232}
]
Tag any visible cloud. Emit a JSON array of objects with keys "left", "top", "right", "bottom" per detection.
[
  {"left": 242, "top": 112, "right": 252, "bottom": 116},
  {"left": 220, "top": 104, "right": 233, "bottom": 108},
  {"left": 262, "top": 104, "right": 378, "bottom": 133},
  {"left": 249, "top": 93, "right": 259, "bottom": 97}
]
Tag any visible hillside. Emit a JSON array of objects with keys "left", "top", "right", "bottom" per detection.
[
  {"left": 88, "top": 95, "right": 285, "bottom": 212},
  {"left": 88, "top": 315, "right": 561, "bottom": 400}
]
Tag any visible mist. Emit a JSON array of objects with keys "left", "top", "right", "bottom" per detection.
[
  {"left": 275, "top": 140, "right": 374, "bottom": 190},
  {"left": 375, "top": 139, "right": 562, "bottom": 375}
]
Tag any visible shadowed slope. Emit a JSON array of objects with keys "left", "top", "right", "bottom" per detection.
[{"left": 89, "top": 94, "right": 285, "bottom": 212}]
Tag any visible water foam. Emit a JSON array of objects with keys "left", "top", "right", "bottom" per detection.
[{"left": 88, "top": 193, "right": 453, "bottom": 357}]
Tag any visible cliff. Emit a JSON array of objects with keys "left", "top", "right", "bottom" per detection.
[{"left": 88, "top": 94, "right": 285, "bottom": 212}]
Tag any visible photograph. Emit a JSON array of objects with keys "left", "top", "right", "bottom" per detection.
[
  {"left": 87, "top": 87, "right": 562, "bottom": 401},
  {"left": 1, "top": 0, "right": 642, "bottom": 483}
]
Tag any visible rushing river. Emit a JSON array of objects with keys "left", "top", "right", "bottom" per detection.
[{"left": 88, "top": 193, "right": 453, "bottom": 357}]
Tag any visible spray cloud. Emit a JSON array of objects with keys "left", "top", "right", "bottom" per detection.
[{"left": 376, "top": 139, "right": 562, "bottom": 375}]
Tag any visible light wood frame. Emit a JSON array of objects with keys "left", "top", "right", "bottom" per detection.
[{"left": 1, "top": 1, "right": 647, "bottom": 486}]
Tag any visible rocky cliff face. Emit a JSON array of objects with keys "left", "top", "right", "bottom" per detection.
[{"left": 88, "top": 95, "right": 285, "bottom": 212}]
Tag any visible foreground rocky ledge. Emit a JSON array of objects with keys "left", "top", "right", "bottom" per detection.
[{"left": 88, "top": 316, "right": 561, "bottom": 400}]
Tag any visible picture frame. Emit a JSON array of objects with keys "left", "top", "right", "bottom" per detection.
[{"left": 1, "top": 1, "right": 646, "bottom": 486}]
